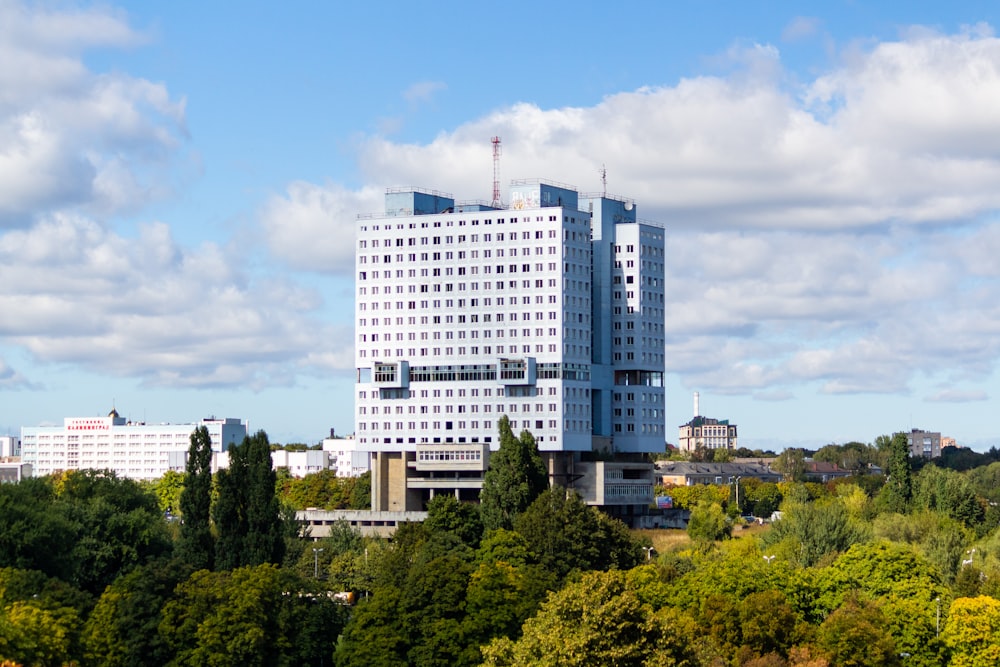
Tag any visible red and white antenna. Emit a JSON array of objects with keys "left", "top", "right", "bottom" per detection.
[{"left": 491, "top": 136, "right": 503, "bottom": 208}]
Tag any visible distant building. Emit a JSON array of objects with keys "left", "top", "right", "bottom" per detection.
[
  {"left": 0, "top": 461, "right": 31, "bottom": 483},
  {"left": 906, "top": 429, "right": 942, "bottom": 459},
  {"left": 323, "top": 435, "right": 370, "bottom": 477},
  {"left": 270, "top": 449, "right": 331, "bottom": 477},
  {"left": 21, "top": 409, "right": 246, "bottom": 480},
  {"left": 802, "top": 461, "right": 855, "bottom": 482},
  {"left": 194, "top": 448, "right": 334, "bottom": 478},
  {"left": 656, "top": 461, "right": 780, "bottom": 486},
  {"left": 942, "top": 436, "right": 956, "bottom": 450},
  {"left": 678, "top": 392, "right": 738, "bottom": 452},
  {"left": 0, "top": 435, "right": 19, "bottom": 458}
]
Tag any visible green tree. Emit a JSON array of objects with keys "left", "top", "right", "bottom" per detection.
[
  {"left": 214, "top": 431, "right": 285, "bottom": 570},
  {"left": 687, "top": 500, "right": 731, "bottom": 545},
  {"left": 349, "top": 470, "right": 372, "bottom": 509},
  {"left": 463, "top": 560, "right": 554, "bottom": 654},
  {"left": 514, "top": 488, "right": 643, "bottom": 581},
  {"left": 816, "top": 542, "right": 945, "bottom": 614},
  {"left": 148, "top": 470, "right": 185, "bottom": 515},
  {"left": 911, "top": 464, "right": 984, "bottom": 530},
  {"left": 82, "top": 558, "right": 189, "bottom": 667},
  {"left": 0, "top": 599, "right": 80, "bottom": 667},
  {"left": 741, "top": 479, "right": 783, "bottom": 518},
  {"left": 0, "top": 567, "right": 90, "bottom": 667},
  {"left": 177, "top": 426, "right": 214, "bottom": 571},
  {"left": 773, "top": 448, "right": 807, "bottom": 482},
  {"left": 481, "top": 570, "right": 688, "bottom": 667},
  {"left": 57, "top": 469, "right": 173, "bottom": 594},
  {"left": 738, "top": 589, "right": 800, "bottom": 660},
  {"left": 479, "top": 416, "right": 548, "bottom": 532},
  {"left": 877, "top": 432, "right": 912, "bottom": 513},
  {"left": 160, "top": 564, "right": 347, "bottom": 667},
  {"left": 424, "top": 494, "right": 484, "bottom": 549},
  {"left": 0, "top": 478, "right": 76, "bottom": 582},
  {"left": 815, "top": 595, "right": 899, "bottom": 666},
  {"left": 658, "top": 483, "right": 730, "bottom": 511},
  {"left": 762, "top": 498, "right": 870, "bottom": 567},
  {"left": 277, "top": 469, "right": 370, "bottom": 511}
]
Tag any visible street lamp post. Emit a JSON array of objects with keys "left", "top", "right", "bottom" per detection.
[
  {"left": 312, "top": 547, "right": 324, "bottom": 579},
  {"left": 936, "top": 596, "right": 941, "bottom": 637}
]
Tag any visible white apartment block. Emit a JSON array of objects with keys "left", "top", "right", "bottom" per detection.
[
  {"left": 270, "top": 449, "right": 332, "bottom": 477},
  {"left": 355, "top": 179, "right": 664, "bottom": 517},
  {"left": 20, "top": 409, "right": 246, "bottom": 480},
  {"left": 323, "top": 436, "right": 370, "bottom": 477}
]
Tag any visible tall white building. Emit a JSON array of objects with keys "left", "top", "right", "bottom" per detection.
[
  {"left": 20, "top": 409, "right": 246, "bottom": 480},
  {"left": 354, "top": 179, "right": 664, "bottom": 518}
]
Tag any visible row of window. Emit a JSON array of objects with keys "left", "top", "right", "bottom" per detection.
[
  {"left": 363, "top": 211, "right": 586, "bottom": 230},
  {"left": 416, "top": 449, "right": 483, "bottom": 462},
  {"left": 359, "top": 300, "right": 561, "bottom": 313},
  {"left": 362, "top": 403, "right": 564, "bottom": 415},
  {"left": 360, "top": 278, "right": 560, "bottom": 294},
  {"left": 359, "top": 418, "right": 590, "bottom": 432},
  {"left": 359, "top": 343, "right": 586, "bottom": 358},
  {"left": 359, "top": 225, "right": 561, "bottom": 249}
]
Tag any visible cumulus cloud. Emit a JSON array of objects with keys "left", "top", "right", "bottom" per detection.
[
  {"left": 262, "top": 28, "right": 1000, "bottom": 401},
  {"left": 321, "top": 29, "right": 1000, "bottom": 233},
  {"left": 260, "top": 182, "right": 383, "bottom": 274},
  {"left": 0, "top": 1, "right": 187, "bottom": 226},
  {"left": 0, "top": 214, "right": 353, "bottom": 388},
  {"left": 925, "top": 389, "right": 989, "bottom": 403},
  {"left": 0, "top": 356, "right": 33, "bottom": 389}
]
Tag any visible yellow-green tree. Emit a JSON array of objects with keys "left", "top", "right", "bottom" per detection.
[
  {"left": 0, "top": 600, "right": 79, "bottom": 667},
  {"left": 481, "top": 570, "right": 696, "bottom": 667},
  {"left": 942, "top": 596, "right": 1000, "bottom": 667},
  {"left": 687, "top": 500, "right": 731, "bottom": 546}
]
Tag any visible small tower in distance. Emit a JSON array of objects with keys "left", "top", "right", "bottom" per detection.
[{"left": 491, "top": 136, "right": 502, "bottom": 208}]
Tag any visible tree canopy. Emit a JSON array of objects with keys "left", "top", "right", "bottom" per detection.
[{"left": 479, "top": 415, "right": 548, "bottom": 532}]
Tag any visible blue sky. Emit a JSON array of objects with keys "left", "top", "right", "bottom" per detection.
[{"left": 3, "top": 1, "right": 1000, "bottom": 450}]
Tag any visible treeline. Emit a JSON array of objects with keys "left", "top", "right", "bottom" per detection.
[
  {"left": 7, "top": 426, "right": 1000, "bottom": 665},
  {"left": 305, "top": 431, "right": 1000, "bottom": 666},
  {"left": 0, "top": 428, "right": 358, "bottom": 666}
]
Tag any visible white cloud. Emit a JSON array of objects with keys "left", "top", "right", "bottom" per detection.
[
  {"left": 925, "top": 389, "right": 989, "bottom": 403},
  {"left": 0, "top": 213, "right": 352, "bottom": 388},
  {"left": 0, "top": 356, "right": 33, "bottom": 389},
  {"left": 782, "top": 17, "right": 820, "bottom": 42},
  {"left": 402, "top": 80, "right": 447, "bottom": 106},
  {"left": 329, "top": 30, "right": 1000, "bottom": 233},
  {"left": 261, "top": 28, "right": 1000, "bottom": 401},
  {"left": 0, "top": 1, "right": 187, "bottom": 226},
  {"left": 260, "top": 181, "right": 382, "bottom": 274}
]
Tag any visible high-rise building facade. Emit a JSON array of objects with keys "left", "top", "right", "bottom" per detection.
[{"left": 355, "top": 179, "right": 663, "bottom": 513}]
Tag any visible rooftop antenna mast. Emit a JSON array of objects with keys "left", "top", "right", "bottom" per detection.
[
  {"left": 491, "top": 136, "right": 503, "bottom": 208},
  {"left": 600, "top": 163, "right": 607, "bottom": 197}
]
